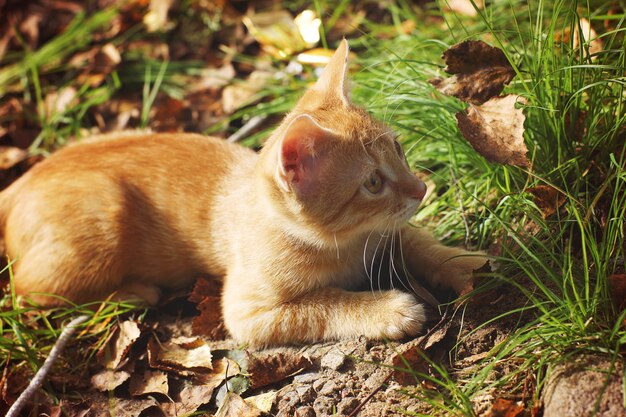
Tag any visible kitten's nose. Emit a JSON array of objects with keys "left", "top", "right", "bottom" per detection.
[{"left": 411, "top": 178, "right": 427, "bottom": 201}]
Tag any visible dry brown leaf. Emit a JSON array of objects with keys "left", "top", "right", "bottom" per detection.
[
  {"left": 392, "top": 345, "right": 429, "bottom": 386},
  {"left": 216, "top": 392, "right": 262, "bottom": 417},
  {"left": 160, "top": 358, "right": 235, "bottom": 415},
  {"left": 485, "top": 398, "right": 526, "bottom": 417},
  {"left": 456, "top": 95, "right": 529, "bottom": 167},
  {"left": 149, "top": 336, "right": 213, "bottom": 375},
  {"left": 243, "top": 11, "right": 309, "bottom": 58},
  {"left": 430, "top": 40, "right": 515, "bottom": 105},
  {"left": 85, "top": 395, "right": 160, "bottom": 417},
  {"left": 222, "top": 70, "right": 272, "bottom": 114},
  {"left": 245, "top": 391, "right": 277, "bottom": 413},
  {"left": 99, "top": 320, "right": 142, "bottom": 370},
  {"left": 44, "top": 86, "right": 78, "bottom": 118},
  {"left": 129, "top": 370, "right": 169, "bottom": 396},
  {"left": 248, "top": 351, "right": 312, "bottom": 389},
  {"left": 0, "top": 147, "right": 28, "bottom": 170},
  {"left": 445, "top": 0, "right": 484, "bottom": 16},
  {"left": 557, "top": 18, "right": 603, "bottom": 58},
  {"left": 608, "top": 274, "right": 626, "bottom": 311},
  {"left": 90, "top": 369, "right": 131, "bottom": 392},
  {"left": 527, "top": 185, "right": 566, "bottom": 218},
  {"left": 190, "top": 277, "right": 228, "bottom": 340},
  {"left": 144, "top": 0, "right": 174, "bottom": 32}
]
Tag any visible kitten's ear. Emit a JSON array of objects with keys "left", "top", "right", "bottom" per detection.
[
  {"left": 309, "top": 39, "right": 350, "bottom": 104},
  {"left": 276, "top": 114, "right": 332, "bottom": 196}
]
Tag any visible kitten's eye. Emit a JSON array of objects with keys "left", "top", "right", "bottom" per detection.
[
  {"left": 394, "top": 140, "right": 405, "bottom": 159},
  {"left": 364, "top": 171, "right": 383, "bottom": 194}
]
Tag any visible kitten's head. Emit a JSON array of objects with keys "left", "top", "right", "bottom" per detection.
[{"left": 258, "top": 40, "right": 426, "bottom": 243}]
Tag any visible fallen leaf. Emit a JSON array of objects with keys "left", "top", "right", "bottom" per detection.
[
  {"left": 297, "top": 48, "right": 335, "bottom": 66},
  {"left": 99, "top": 320, "right": 142, "bottom": 370},
  {"left": 430, "top": 40, "right": 516, "bottom": 105},
  {"left": 608, "top": 274, "right": 626, "bottom": 311},
  {"left": 458, "top": 260, "right": 492, "bottom": 298},
  {"left": 527, "top": 185, "right": 566, "bottom": 218},
  {"left": 243, "top": 11, "right": 309, "bottom": 58},
  {"left": 161, "top": 378, "right": 215, "bottom": 415},
  {"left": 485, "top": 398, "right": 525, "bottom": 417},
  {"left": 216, "top": 392, "right": 262, "bottom": 417},
  {"left": 557, "top": 18, "right": 603, "bottom": 59},
  {"left": 247, "top": 351, "right": 312, "bottom": 389},
  {"left": 222, "top": 71, "right": 273, "bottom": 114},
  {"left": 44, "top": 86, "right": 78, "bottom": 118},
  {"left": 445, "top": 0, "right": 484, "bottom": 16},
  {"left": 190, "top": 278, "right": 228, "bottom": 340},
  {"left": 91, "top": 369, "right": 131, "bottom": 391},
  {"left": 148, "top": 336, "right": 213, "bottom": 375},
  {"left": 245, "top": 391, "right": 277, "bottom": 413},
  {"left": 456, "top": 95, "right": 529, "bottom": 167},
  {"left": 144, "top": 0, "right": 174, "bottom": 32},
  {"left": 0, "top": 147, "right": 28, "bottom": 170},
  {"left": 161, "top": 358, "right": 236, "bottom": 415},
  {"left": 392, "top": 346, "right": 429, "bottom": 386},
  {"left": 129, "top": 370, "right": 169, "bottom": 396},
  {"left": 87, "top": 394, "right": 160, "bottom": 417},
  {"left": 294, "top": 10, "right": 321, "bottom": 48}
]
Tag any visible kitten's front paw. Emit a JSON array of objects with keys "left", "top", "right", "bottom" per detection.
[
  {"left": 382, "top": 291, "right": 426, "bottom": 339},
  {"left": 434, "top": 251, "right": 490, "bottom": 294}
]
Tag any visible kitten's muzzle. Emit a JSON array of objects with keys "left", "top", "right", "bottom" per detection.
[{"left": 409, "top": 178, "right": 427, "bottom": 201}]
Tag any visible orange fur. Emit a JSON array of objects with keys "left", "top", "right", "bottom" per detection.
[{"left": 0, "top": 40, "right": 487, "bottom": 346}]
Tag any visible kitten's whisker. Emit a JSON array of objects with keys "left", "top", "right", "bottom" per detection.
[
  {"left": 397, "top": 227, "right": 421, "bottom": 296},
  {"left": 377, "top": 223, "right": 391, "bottom": 295},
  {"left": 333, "top": 233, "right": 340, "bottom": 260},
  {"left": 363, "top": 228, "right": 376, "bottom": 283},
  {"left": 369, "top": 224, "right": 388, "bottom": 297}
]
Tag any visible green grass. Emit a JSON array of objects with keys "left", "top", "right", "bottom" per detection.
[
  {"left": 342, "top": 0, "right": 626, "bottom": 413},
  {"left": 0, "top": 0, "right": 625, "bottom": 415}
]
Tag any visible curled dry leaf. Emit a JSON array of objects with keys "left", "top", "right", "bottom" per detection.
[
  {"left": 128, "top": 370, "right": 169, "bottom": 396},
  {"left": 430, "top": 40, "right": 516, "bottom": 105},
  {"left": 91, "top": 369, "right": 131, "bottom": 392},
  {"left": 0, "top": 147, "right": 28, "bottom": 171},
  {"left": 216, "top": 392, "right": 262, "bottom": 417},
  {"left": 527, "top": 185, "right": 566, "bottom": 218},
  {"left": 148, "top": 336, "right": 213, "bottom": 376},
  {"left": 144, "top": 0, "right": 174, "bottom": 32},
  {"left": 161, "top": 357, "right": 239, "bottom": 416},
  {"left": 243, "top": 10, "right": 310, "bottom": 58},
  {"left": 98, "top": 320, "right": 142, "bottom": 370},
  {"left": 245, "top": 391, "right": 278, "bottom": 413},
  {"left": 190, "top": 277, "right": 228, "bottom": 340},
  {"left": 247, "top": 351, "right": 313, "bottom": 389},
  {"left": 456, "top": 95, "right": 529, "bottom": 167},
  {"left": 445, "top": 0, "right": 484, "bottom": 16},
  {"left": 485, "top": 398, "right": 526, "bottom": 417}
]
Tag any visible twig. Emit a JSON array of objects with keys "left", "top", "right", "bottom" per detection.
[
  {"left": 227, "top": 115, "right": 267, "bottom": 143},
  {"left": 6, "top": 314, "right": 89, "bottom": 417}
]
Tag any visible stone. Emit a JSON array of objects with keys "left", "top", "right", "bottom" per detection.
[
  {"left": 321, "top": 350, "right": 347, "bottom": 371},
  {"left": 294, "top": 405, "right": 316, "bottom": 417},
  {"left": 313, "top": 397, "right": 335, "bottom": 416},
  {"left": 543, "top": 355, "right": 625, "bottom": 417},
  {"left": 318, "top": 380, "right": 339, "bottom": 396},
  {"left": 293, "top": 372, "right": 320, "bottom": 384},
  {"left": 296, "top": 385, "right": 316, "bottom": 403},
  {"left": 337, "top": 397, "right": 360, "bottom": 415}
]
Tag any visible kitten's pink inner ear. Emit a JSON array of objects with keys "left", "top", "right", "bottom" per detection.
[
  {"left": 311, "top": 39, "right": 350, "bottom": 103},
  {"left": 276, "top": 115, "right": 331, "bottom": 195}
]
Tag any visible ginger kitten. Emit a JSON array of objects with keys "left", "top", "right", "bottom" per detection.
[{"left": 0, "top": 40, "right": 486, "bottom": 346}]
